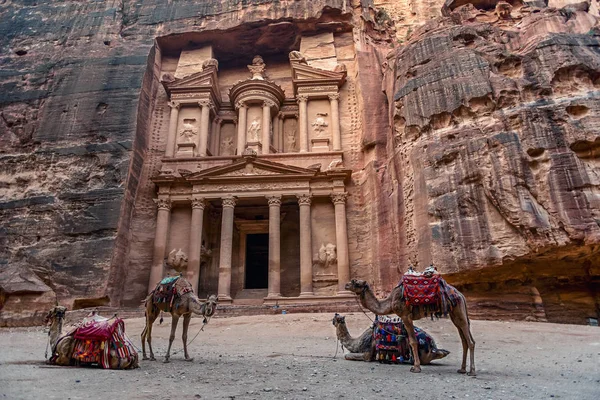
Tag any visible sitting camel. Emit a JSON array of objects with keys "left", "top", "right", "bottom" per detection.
[
  {"left": 141, "top": 276, "right": 218, "bottom": 363},
  {"left": 345, "top": 279, "right": 475, "bottom": 375},
  {"left": 332, "top": 314, "right": 449, "bottom": 364},
  {"left": 44, "top": 306, "right": 138, "bottom": 369}
]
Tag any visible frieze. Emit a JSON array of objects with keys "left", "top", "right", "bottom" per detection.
[
  {"left": 236, "top": 90, "right": 280, "bottom": 105},
  {"left": 220, "top": 166, "right": 278, "bottom": 177},
  {"left": 171, "top": 93, "right": 211, "bottom": 100},
  {"left": 297, "top": 86, "right": 339, "bottom": 94},
  {"left": 198, "top": 182, "right": 306, "bottom": 192}
]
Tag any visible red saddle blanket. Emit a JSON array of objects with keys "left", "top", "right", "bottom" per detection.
[
  {"left": 401, "top": 274, "right": 442, "bottom": 307},
  {"left": 73, "top": 316, "right": 120, "bottom": 341}
]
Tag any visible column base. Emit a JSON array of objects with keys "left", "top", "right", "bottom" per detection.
[
  {"left": 336, "top": 290, "right": 354, "bottom": 296},
  {"left": 299, "top": 292, "right": 315, "bottom": 297},
  {"left": 217, "top": 294, "right": 233, "bottom": 304},
  {"left": 266, "top": 293, "right": 282, "bottom": 299}
]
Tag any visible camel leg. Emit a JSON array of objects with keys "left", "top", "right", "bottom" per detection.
[
  {"left": 164, "top": 314, "right": 179, "bottom": 363},
  {"left": 450, "top": 300, "right": 476, "bottom": 376},
  {"left": 182, "top": 314, "right": 194, "bottom": 362},
  {"left": 142, "top": 311, "right": 158, "bottom": 361},
  {"left": 343, "top": 352, "right": 371, "bottom": 361},
  {"left": 402, "top": 317, "right": 421, "bottom": 373}
]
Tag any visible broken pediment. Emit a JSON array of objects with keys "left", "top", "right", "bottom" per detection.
[
  {"left": 291, "top": 61, "right": 347, "bottom": 93},
  {"left": 162, "top": 64, "right": 221, "bottom": 101}
]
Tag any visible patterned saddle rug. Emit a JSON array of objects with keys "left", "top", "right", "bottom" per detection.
[
  {"left": 151, "top": 275, "right": 192, "bottom": 311},
  {"left": 51, "top": 314, "right": 138, "bottom": 369},
  {"left": 373, "top": 316, "right": 436, "bottom": 364},
  {"left": 400, "top": 274, "right": 460, "bottom": 316}
]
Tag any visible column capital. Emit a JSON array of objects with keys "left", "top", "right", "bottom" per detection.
[
  {"left": 297, "top": 194, "right": 312, "bottom": 206},
  {"left": 198, "top": 99, "right": 213, "bottom": 108},
  {"left": 222, "top": 196, "right": 237, "bottom": 208},
  {"left": 331, "top": 192, "right": 348, "bottom": 205},
  {"left": 263, "top": 100, "right": 276, "bottom": 108},
  {"left": 328, "top": 93, "right": 340, "bottom": 101},
  {"left": 168, "top": 101, "right": 181, "bottom": 109},
  {"left": 296, "top": 94, "right": 309, "bottom": 103},
  {"left": 235, "top": 100, "right": 248, "bottom": 110},
  {"left": 191, "top": 197, "right": 206, "bottom": 210},
  {"left": 155, "top": 198, "right": 171, "bottom": 210},
  {"left": 278, "top": 112, "right": 285, "bottom": 120},
  {"left": 214, "top": 117, "right": 222, "bottom": 125},
  {"left": 266, "top": 195, "right": 282, "bottom": 207}
]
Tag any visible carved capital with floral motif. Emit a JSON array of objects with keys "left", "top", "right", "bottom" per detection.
[
  {"left": 155, "top": 198, "right": 172, "bottom": 210},
  {"left": 191, "top": 197, "right": 206, "bottom": 210},
  {"left": 198, "top": 99, "right": 212, "bottom": 108},
  {"left": 263, "top": 100, "right": 276, "bottom": 109},
  {"left": 296, "top": 95, "right": 309, "bottom": 103},
  {"left": 168, "top": 101, "right": 181, "bottom": 110},
  {"left": 331, "top": 192, "right": 347, "bottom": 205},
  {"left": 328, "top": 93, "right": 340, "bottom": 101},
  {"left": 297, "top": 194, "right": 312, "bottom": 207},
  {"left": 235, "top": 101, "right": 247, "bottom": 110},
  {"left": 267, "top": 195, "right": 282, "bottom": 207},
  {"left": 222, "top": 196, "right": 237, "bottom": 208}
]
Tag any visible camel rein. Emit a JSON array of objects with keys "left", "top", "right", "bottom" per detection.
[
  {"left": 353, "top": 285, "right": 404, "bottom": 337},
  {"left": 170, "top": 313, "right": 212, "bottom": 356}
]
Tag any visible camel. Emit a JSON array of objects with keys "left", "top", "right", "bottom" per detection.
[
  {"left": 332, "top": 314, "right": 450, "bottom": 364},
  {"left": 345, "top": 279, "right": 475, "bottom": 375},
  {"left": 141, "top": 276, "right": 218, "bottom": 363},
  {"left": 44, "top": 306, "right": 76, "bottom": 366},
  {"left": 44, "top": 306, "right": 138, "bottom": 369}
]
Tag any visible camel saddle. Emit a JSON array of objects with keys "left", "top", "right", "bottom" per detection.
[
  {"left": 373, "top": 316, "right": 436, "bottom": 364},
  {"left": 151, "top": 275, "right": 193, "bottom": 311},
  {"left": 400, "top": 274, "right": 459, "bottom": 315}
]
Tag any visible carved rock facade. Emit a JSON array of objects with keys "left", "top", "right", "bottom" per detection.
[{"left": 0, "top": 0, "right": 599, "bottom": 325}]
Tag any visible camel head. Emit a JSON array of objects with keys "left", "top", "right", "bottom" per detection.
[
  {"left": 203, "top": 295, "right": 218, "bottom": 318},
  {"left": 344, "top": 279, "right": 369, "bottom": 294},
  {"left": 432, "top": 348, "right": 451, "bottom": 361},
  {"left": 332, "top": 313, "right": 346, "bottom": 327},
  {"left": 44, "top": 306, "right": 67, "bottom": 325}
]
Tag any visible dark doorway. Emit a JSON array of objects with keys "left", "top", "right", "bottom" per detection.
[{"left": 245, "top": 233, "right": 269, "bottom": 289}]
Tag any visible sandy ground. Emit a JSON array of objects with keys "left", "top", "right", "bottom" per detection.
[{"left": 0, "top": 312, "right": 599, "bottom": 400}]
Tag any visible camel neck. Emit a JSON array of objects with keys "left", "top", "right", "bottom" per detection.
[
  {"left": 360, "top": 286, "right": 394, "bottom": 315},
  {"left": 49, "top": 318, "right": 63, "bottom": 348}
]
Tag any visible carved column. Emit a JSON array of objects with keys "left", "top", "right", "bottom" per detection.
[
  {"left": 212, "top": 117, "right": 222, "bottom": 156},
  {"left": 165, "top": 101, "right": 180, "bottom": 157},
  {"left": 329, "top": 93, "right": 341, "bottom": 151},
  {"left": 278, "top": 113, "right": 284, "bottom": 153},
  {"left": 272, "top": 114, "right": 279, "bottom": 152},
  {"left": 298, "top": 194, "right": 314, "bottom": 297},
  {"left": 297, "top": 95, "right": 309, "bottom": 152},
  {"left": 236, "top": 101, "right": 248, "bottom": 155},
  {"left": 148, "top": 197, "right": 171, "bottom": 293},
  {"left": 267, "top": 195, "right": 282, "bottom": 298},
  {"left": 187, "top": 197, "right": 206, "bottom": 294},
  {"left": 332, "top": 193, "right": 351, "bottom": 294},
  {"left": 262, "top": 101, "right": 273, "bottom": 154},
  {"left": 217, "top": 196, "right": 236, "bottom": 302},
  {"left": 198, "top": 100, "right": 211, "bottom": 157}
]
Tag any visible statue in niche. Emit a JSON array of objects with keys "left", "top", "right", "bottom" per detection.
[
  {"left": 179, "top": 119, "right": 198, "bottom": 142},
  {"left": 247, "top": 117, "right": 261, "bottom": 142},
  {"left": 248, "top": 55, "right": 266, "bottom": 80},
  {"left": 220, "top": 135, "right": 234, "bottom": 155},
  {"left": 314, "top": 243, "right": 337, "bottom": 272},
  {"left": 311, "top": 113, "right": 329, "bottom": 137},
  {"left": 286, "top": 129, "right": 297, "bottom": 152}
]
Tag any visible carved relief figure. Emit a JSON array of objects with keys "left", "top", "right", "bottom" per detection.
[
  {"left": 248, "top": 117, "right": 261, "bottom": 142},
  {"left": 286, "top": 129, "right": 297, "bottom": 152},
  {"left": 248, "top": 55, "right": 266, "bottom": 80},
  {"left": 315, "top": 243, "right": 337, "bottom": 272},
  {"left": 220, "top": 135, "right": 234, "bottom": 155},
  {"left": 179, "top": 119, "right": 198, "bottom": 142},
  {"left": 311, "top": 113, "right": 329, "bottom": 136}
]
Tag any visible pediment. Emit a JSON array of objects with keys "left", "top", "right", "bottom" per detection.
[
  {"left": 186, "top": 157, "right": 318, "bottom": 182},
  {"left": 291, "top": 63, "right": 346, "bottom": 84},
  {"left": 166, "top": 69, "right": 216, "bottom": 90}
]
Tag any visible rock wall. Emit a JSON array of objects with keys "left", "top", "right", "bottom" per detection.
[
  {"left": 385, "top": 1, "right": 600, "bottom": 323},
  {"left": 1, "top": 0, "right": 599, "bottom": 325}
]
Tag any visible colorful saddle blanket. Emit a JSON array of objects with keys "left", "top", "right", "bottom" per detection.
[
  {"left": 152, "top": 275, "right": 192, "bottom": 311},
  {"left": 400, "top": 274, "right": 460, "bottom": 316},
  {"left": 51, "top": 314, "right": 138, "bottom": 369},
  {"left": 373, "top": 316, "right": 436, "bottom": 364}
]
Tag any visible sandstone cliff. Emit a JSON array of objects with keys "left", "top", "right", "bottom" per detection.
[{"left": 1, "top": 0, "right": 598, "bottom": 325}]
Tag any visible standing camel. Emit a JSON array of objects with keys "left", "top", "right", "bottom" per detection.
[
  {"left": 141, "top": 276, "right": 218, "bottom": 363},
  {"left": 345, "top": 279, "right": 475, "bottom": 375}
]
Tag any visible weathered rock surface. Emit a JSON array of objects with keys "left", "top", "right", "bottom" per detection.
[
  {"left": 1, "top": 0, "right": 599, "bottom": 325},
  {"left": 384, "top": 2, "right": 600, "bottom": 323}
]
